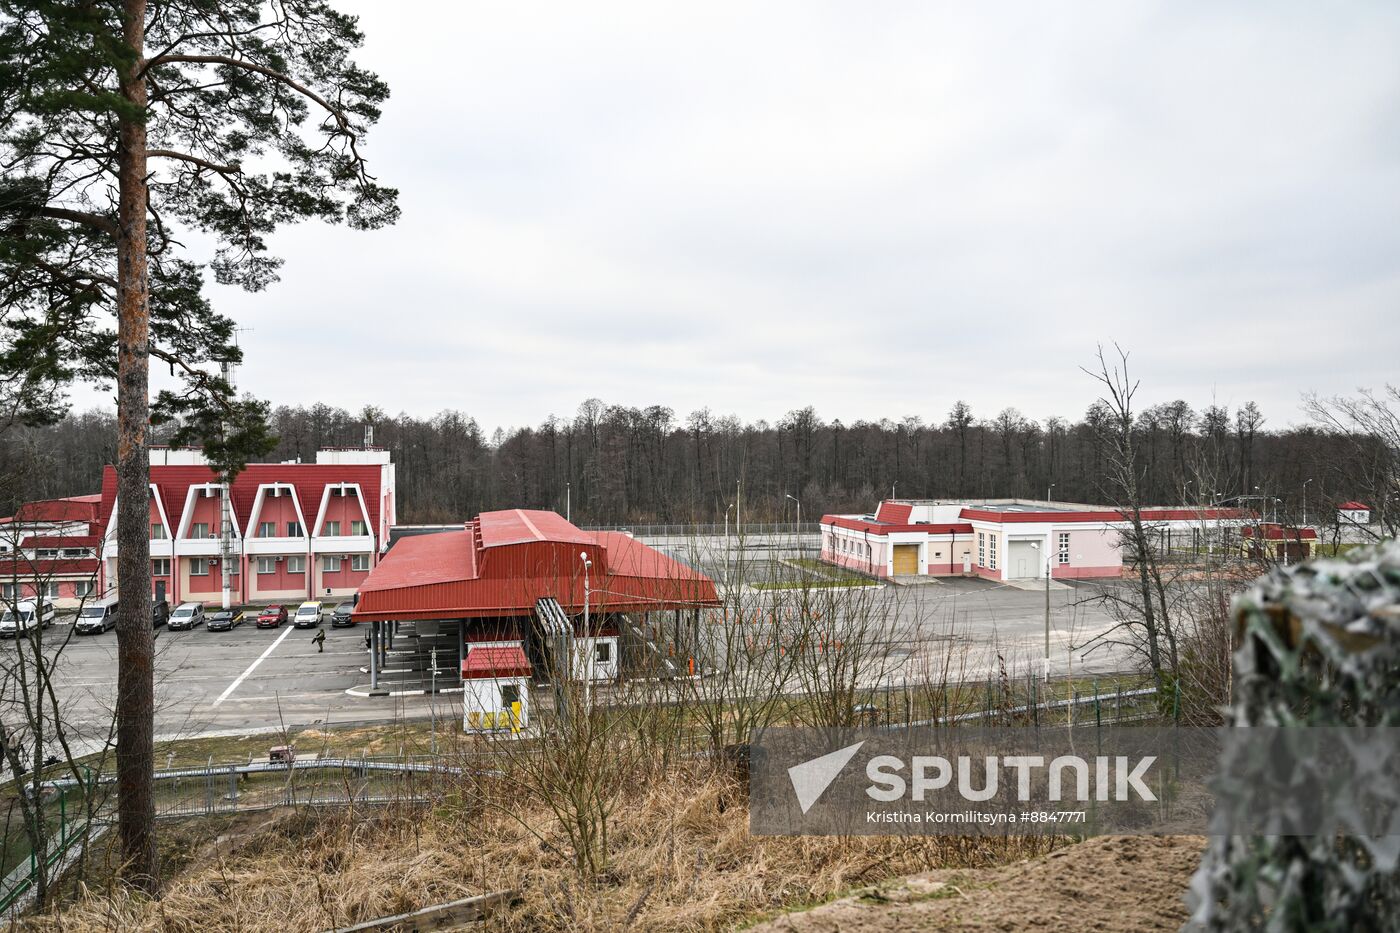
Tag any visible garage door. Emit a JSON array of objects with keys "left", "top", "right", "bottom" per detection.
[
  {"left": 1008, "top": 540, "right": 1041, "bottom": 578},
  {"left": 892, "top": 545, "right": 918, "bottom": 575}
]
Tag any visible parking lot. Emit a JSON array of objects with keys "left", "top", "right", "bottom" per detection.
[
  {"left": 4, "top": 537, "right": 1138, "bottom": 750},
  {"left": 10, "top": 610, "right": 443, "bottom": 753}
]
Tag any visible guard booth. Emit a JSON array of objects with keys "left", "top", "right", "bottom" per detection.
[{"left": 462, "top": 645, "right": 530, "bottom": 732}]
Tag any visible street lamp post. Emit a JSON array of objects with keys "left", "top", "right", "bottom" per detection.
[
  {"left": 1303, "top": 478, "right": 1313, "bottom": 527},
  {"left": 580, "top": 551, "right": 593, "bottom": 707},
  {"left": 786, "top": 494, "right": 801, "bottom": 553},
  {"left": 724, "top": 502, "right": 735, "bottom": 588},
  {"left": 1047, "top": 482, "right": 1055, "bottom": 503},
  {"left": 566, "top": 482, "right": 571, "bottom": 523}
]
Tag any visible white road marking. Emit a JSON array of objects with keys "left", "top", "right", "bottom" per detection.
[{"left": 212, "top": 625, "right": 293, "bottom": 707}]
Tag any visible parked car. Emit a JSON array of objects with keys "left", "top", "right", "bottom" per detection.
[
  {"left": 293, "top": 600, "right": 322, "bottom": 628},
  {"left": 206, "top": 608, "right": 245, "bottom": 632},
  {"left": 167, "top": 602, "right": 205, "bottom": 631},
  {"left": 331, "top": 600, "right": 355, "bottom": 627},
  {"left": 0, "top": 599, "right": 55, "bottom": 637},
  {"left": 256, "top": 605, "right": 287, "bottom": 628},
  {"left": 75, "top": 602, "right": 118, "bottom": 634},
  {"left": 152, "top": 599, "right": 170, "bottom": 627}
]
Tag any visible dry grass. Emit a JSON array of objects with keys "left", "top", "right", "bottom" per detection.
[{"left": 25, "top": 763, "right": 1061, "bottom": 932}]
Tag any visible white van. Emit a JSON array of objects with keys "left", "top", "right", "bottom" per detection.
[
  {"left": 0, "top": 599, "right": 56, "bottom": 637},
  {"left": 293, "top": 601, "right": 323, "bottom": 629}
]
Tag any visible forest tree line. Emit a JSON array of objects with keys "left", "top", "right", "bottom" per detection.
[{"left": 1, "top": 393, "right": 1392, "bottom": 531}]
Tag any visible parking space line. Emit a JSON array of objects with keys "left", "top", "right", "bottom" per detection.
[{"left": 212, "top": 625, "right": 294, "bottom": 707}]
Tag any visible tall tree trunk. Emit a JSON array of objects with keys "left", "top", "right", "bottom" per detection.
[{"left": 115, "top": 0, "right": 159, "bottom": 892}]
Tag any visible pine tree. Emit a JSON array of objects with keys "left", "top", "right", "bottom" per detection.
[{"left": 0, "top": 0, "right": 397, "bottom": 891}]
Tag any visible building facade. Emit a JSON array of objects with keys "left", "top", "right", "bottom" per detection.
[
  {"left": 93, "top": 446, "right": 396, "bottom": 606},
  {"left": 0, "top": 495, "right": 103, "bottom": 609},
  {"left": 821, "top": 499, "right": 1248, "bottom": 581}
]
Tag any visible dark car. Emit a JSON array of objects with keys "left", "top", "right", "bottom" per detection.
[
  {"left": 256, "top": 605, "right": 287, "bottom": 628},
  {"left": 206, "top": 609, "right": 244, "bottom": 632},
  {"left": 152, "top": 599, "right": 170, "bottom": 627},
  {"left": 75, "top": 602, "right": 118, "bottom": 634},
  {"left": 331, "top": 600, "right": 355, "bottom": 627}
]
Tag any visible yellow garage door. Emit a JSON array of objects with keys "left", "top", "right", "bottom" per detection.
[{"left": 893, "top": 545, "right": 919, "bottom": 575}]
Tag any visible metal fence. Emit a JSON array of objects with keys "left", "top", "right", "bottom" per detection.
[
  {"left": 584, "top": 522, "right": 822, "bottom": 538},
  {"left": 1, "top": 755, "right": 465, "bottom": 913}
]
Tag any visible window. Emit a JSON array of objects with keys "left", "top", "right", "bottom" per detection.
[
  {"left": 595, "top": 641, "right": 611, "bottom": 663},
  {"left": 988, "top": 535, "right": 998, "bottom": 571},
  {"left": 152, "top": 559, "right": 171, "bottom": 576},
  {"left": 150, "top": 523, "right": 166, "bottom": 540},
  {"left": 322, "top": 556, "right": 341, "bottom": 573},
  {"left": 350, "top": 554, "right": 370, "bottom": 572},
  {"left": 190, "top": 558, "right": 209, "bottom": 576},
  {"left": 2, "top": 583, "right": 17, "bottom": 599},
  {"left": 977, "top": 533, "right": 986, "bottom": 566},
  {"left": 500, "top": 684, "right": 521, "bottom": 708},
  {"left": 286, "top": 555, "right": 305, "bottom": 574},
  {"left": 258, "top": 521, "right": 276, "bottom": 538},
  {"left": 61, "top": 548, "right": 88, "bottom": 558},
  {"left": 75, "top": 581, "right": 93, "bottom": 597},
  {"left": 257, "top": 557, "right": 276, "bottom": 575},
  {"left": 287, "top": 521, "right": 302, "bottom": 537},
  {"left": 192, "top": 522, "right": 210, "bottom": 538},
  {"left": 324, "top": 521, "right": 341, "bottom": 536},
  {"left": 37, "top": 548, "right": 58, "bottom": 559},
  {"left": 350, "top": 520, "right": 367, "bottom": 536},
  {"left": 1058, "top": 532, "right": 1071, "bottom": 565},
  {"left": 45, "top": 582, "right": 60, "bottom": 599}
]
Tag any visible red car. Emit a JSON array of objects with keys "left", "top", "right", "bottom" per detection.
[{"left": 256, "top": 605, "right": 287, "bottom": 628}]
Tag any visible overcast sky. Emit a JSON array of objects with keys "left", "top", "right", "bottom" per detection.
[{"left": 150, "top": 1, "right": 1400, "bottom": 434}]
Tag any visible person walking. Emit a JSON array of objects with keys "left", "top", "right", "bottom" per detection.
[{"left": 312, "top": 628, "right": 326, "bottom": 653}]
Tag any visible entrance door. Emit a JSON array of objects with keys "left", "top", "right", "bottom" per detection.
[
  {"left": 1017, "top": 558, "right": 1028, "bottom": 578},
  {"left": 892, "top": 545, "right": 918, "bottom": 575}
]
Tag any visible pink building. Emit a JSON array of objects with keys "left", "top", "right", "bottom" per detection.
[
  {"left": 0, "top": 496, "right": 104, "bottom": 608},
  {"left": 821, "top": 499, "right": 1248, "bottom": 581},
  {"left": 95, "top": 446, "right": 396, "bottom": 606}
]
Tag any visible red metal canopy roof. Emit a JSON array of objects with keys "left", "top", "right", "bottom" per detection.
[{"left": 353, "top": 509, "right": 720, "bottom": 623}]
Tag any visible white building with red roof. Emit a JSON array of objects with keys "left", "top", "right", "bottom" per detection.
[
  {"left": 821, "top": 499, "right": 1250, "bottom": 582},
  {"left": 1337, "top": 501, "right": 1371, "bottom": 525}
]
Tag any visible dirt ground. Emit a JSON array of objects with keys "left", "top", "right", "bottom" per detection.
[{"left": 748, "top": 835, "right": 1204, "bottom": 933}]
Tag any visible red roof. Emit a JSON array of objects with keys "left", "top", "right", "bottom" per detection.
[
  {"left": 822, "top": 505, "right": 1248, "bottom": 535},
  {"left": 98, "top": 462, "right": 384, "bottom": 542},
  {"left": 874, "top": 501, "right": 913, "bottom": 524},
  {"left": 20, "top": 535, "right": 100, "bottom": 549},
  {"left": 353, "top": 509, "right": 720, "bottom": 622},
  {"left": 822, "top": 515, "right": 973, "bottom": 536},
  {"left": 0, "top": 558, "right": 99, "bottom": 576},
  {"left": 1243, "top": 524, "right": 1318, "bottom": 540},
  {"left": 11, "top": 496, "right": 100, "bottom": 525},
  {"left": 460, "top": 645, "right": 532, "bottom": 679},
  {"left": 1338, "top": 501, "right": 1370, "bottom": 511}
]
